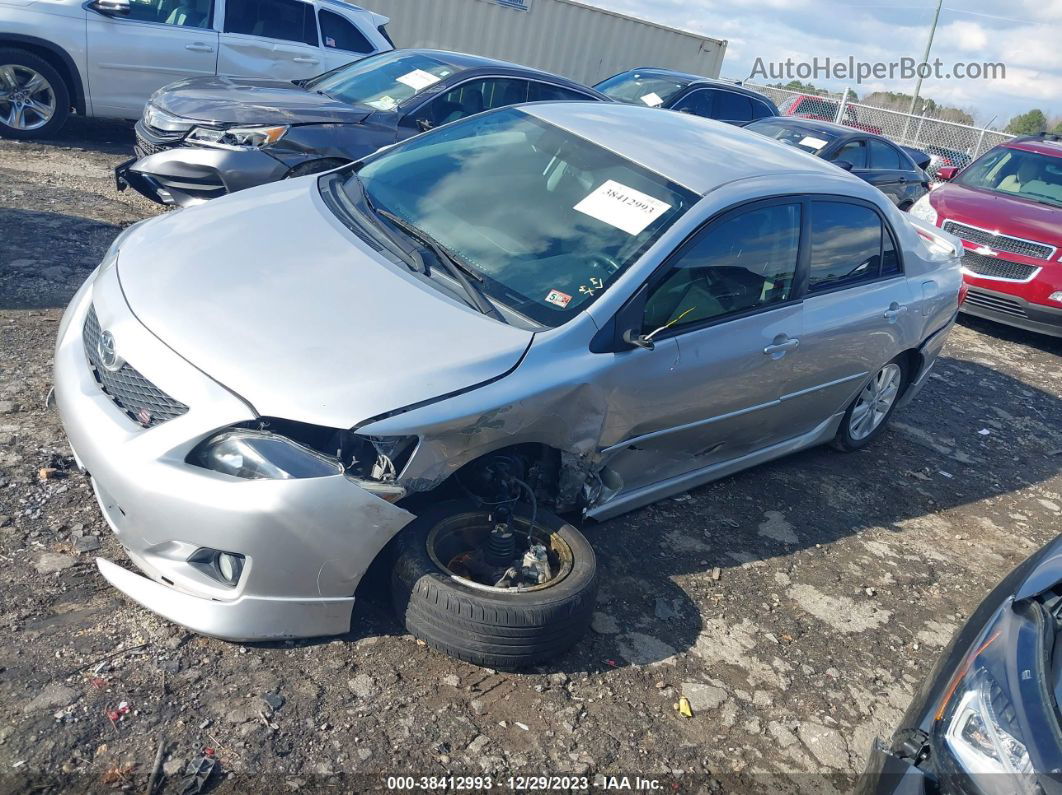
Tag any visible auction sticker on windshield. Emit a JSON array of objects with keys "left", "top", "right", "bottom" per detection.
[
  {"left": 397, "top": 70, "right": 442, "bottom": 91},
  {"left": 799, "top": 135, "right": 829, "bottom": 150},
  {"left": 574, "top": 180, "right": 672, "bottom": 235},
  {"left": 640, "top": 92, "right": 663, "bottom": 107},
  {"left": 544, "top": 289, "right": 572, "bottom": 308}
]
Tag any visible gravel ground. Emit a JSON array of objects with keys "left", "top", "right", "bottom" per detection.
[{"left": 0, "top": 118, "right": 1060, "bottom": 793}]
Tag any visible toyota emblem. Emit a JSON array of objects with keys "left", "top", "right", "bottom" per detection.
[{"left": 97, "top": 330, "right": 123, "bottom": 372}]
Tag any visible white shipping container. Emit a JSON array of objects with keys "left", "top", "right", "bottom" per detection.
[{"left": 362, "top": 0, "right": 727, "bottom": 86}]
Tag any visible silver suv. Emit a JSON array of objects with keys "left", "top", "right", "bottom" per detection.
[{"left": 0, "top": 0, "right": 391, "bottom": 138}]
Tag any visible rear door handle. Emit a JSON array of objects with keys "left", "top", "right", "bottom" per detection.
[
  {"left": 293, "top": 56, "right": 319, "bottom": 64},
  {"left": 884, "top": 303, "right": 909, "bottom": 321},
  {"left": 763, "top": 336, "right": 800, "bottom": 357},
  {"left": 185, "top": 43, "right": 214, "bottom": 52}
]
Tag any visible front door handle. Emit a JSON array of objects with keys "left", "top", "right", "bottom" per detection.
[
  {"left": 185, "top": 42, "right": 214, "bottom": 52},
  {"left": 883, "top": 302, "right": 909, "bottom": 322},
  {"left": 293, "top": 56, "right": 320, "bottom": 64},
  {"left": 763, "top": 335, "right": 800, "bottom": 358}
]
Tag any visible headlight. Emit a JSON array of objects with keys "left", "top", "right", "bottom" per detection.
[
  {"left": 932, "top": 600, "right": 1044, "bottom": 795},
  {"left": 143, "top": 104, "right": 194, "bottom": 133},
  {"left": 192, "top": 430, "right": 342, "bottom": 480},
  {"left": 186, "top": 124, "right": 288, "bottom": 150},
  {"left": 910, "top": 193, "right": 938, "bottom": 225}
]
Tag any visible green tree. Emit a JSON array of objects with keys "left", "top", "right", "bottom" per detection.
[{"left": 1005, "top": 109, "right": 1048, "bottom": 135}]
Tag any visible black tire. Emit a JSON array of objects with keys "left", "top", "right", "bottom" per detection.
[
  {"left": 286, "top": 158, "right": 348, "bottom": 179},
  {"left": 391, "top": 500, "right": 597, "bottom": 669},
  {"left": 0, "top": 49, "right": 70, "bottom": 140},
  {"left": 832, "top": 355, "right": 909, "bottom": 452}
]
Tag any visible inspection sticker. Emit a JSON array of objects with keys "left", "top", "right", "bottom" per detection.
[
  {"left": 544, "top": 289, "right": 572, "bottom": 308},
  {"left": 640, "top": 92, "right": 664, "bottom": 107},
  {"left": 396, "top": 69, "right": 441, "bottom": 91},
  {"left": 798, "top": 135, "right": 829, "bottom": 150},
  {"left": 574, "top": 180, "right": 672, "bottom": 236},
  {"left": 368, "top": 95, "right": 398, "bottom": 110}
]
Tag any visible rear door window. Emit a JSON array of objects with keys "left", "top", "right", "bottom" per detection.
[
  {"left": 808, "top": 201, "right": 886, "bottom": 291},
  {"left": 527, "top": 82, "right": 594, "bottom": 102},
  {"left": 713, "top": 90, "right": 754, "bottom": 122},
  {"left": 224, "top": 0, "right": 317, "bottom": 45},
  {"left": 869, "top": 139, "right": 903, "bottom": 170},
  {"left": 319, "top": 9, "right": 374, "bottom": 54}
]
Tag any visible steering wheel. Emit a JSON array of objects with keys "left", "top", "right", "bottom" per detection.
[{"left": 587, "top": 253, "right": 621, "bottom": 276}]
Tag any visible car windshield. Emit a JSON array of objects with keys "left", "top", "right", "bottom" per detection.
[
  {"left": 594, "top": 72, "right": 690, "bottom": 108},
  {"left": 956, "top": 147, "right": 1062, "bottom": 208},
  {"left": 745, "top": 120, "right": 839, "bottom": 154},
  {"left": 332, "top": 107, "right": 697, "bottom": 326},
  {"left": 305, "top": 51, "right": 458, "bottom": 111}
]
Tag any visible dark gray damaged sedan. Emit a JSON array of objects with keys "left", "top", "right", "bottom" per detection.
[{"left": 116, "top": 48, "right": 607, "bottom": 206}]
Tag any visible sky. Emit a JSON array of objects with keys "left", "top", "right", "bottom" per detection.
[{"left": 583, "top": 0, "right": 1062, "bottom": 128}]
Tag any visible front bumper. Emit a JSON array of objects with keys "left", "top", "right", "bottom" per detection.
[
  {"left": 961, "top": 285, "right": 1062, "bottom": 338},
  {"left": 115, "top": 145, "right": 290, "bottom": 207},
  {"left": 54, "top": 265, "right": 414, "bottom": 640},
  {"left": 857, "top": 741, "right": 927, "bottom": 795}
]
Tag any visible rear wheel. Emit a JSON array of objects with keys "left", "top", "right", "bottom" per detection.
[
  {"left": 391, "top": 500, "right": 597, "bottom": 669},
  {"left": 832, "top": 357, "right": 907, "bottom": 452},
  {"left": 0, "top": 49, "right": 69, "bottom": 140}
]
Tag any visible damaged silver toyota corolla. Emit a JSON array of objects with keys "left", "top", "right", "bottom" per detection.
[{"left": 54, "top": 102, "right": 965, "bottom": 668}]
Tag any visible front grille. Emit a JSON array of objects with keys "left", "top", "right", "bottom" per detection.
[
  {"left": 82, "top": 307, "right": 188, "bottom": 428},
  {"left": 134, "top": 127, "right": 181, "bottom": 159},
  {"left": 961, "top": 251, "right": 1039, "bottom": 282},
  {"left": 964, "top": 288, "right": 1027, "bottom": 318},
  {"left": 943, "top": 220, "right": 1055, "bottom": 261}
]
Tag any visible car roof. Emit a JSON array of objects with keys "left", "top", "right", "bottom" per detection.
[
  {"left": 403, "top": 49, "right": 589, "bottom": 88},
  {"left": 753, "top": 115, "right": 900, "bottom": 143},
  {"left": 1005, "top": 136, "right": 1062, "bottom": 158},
  {"left": 620, "top": 68, "right": 772, "bottom": 101},
  {"left": 523, "top": 102, "right": 850, "bottom": 195}
]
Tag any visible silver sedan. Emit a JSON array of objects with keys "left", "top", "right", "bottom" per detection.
[{"left": 54, "top": 102, "right": 964, "bottom": 667}]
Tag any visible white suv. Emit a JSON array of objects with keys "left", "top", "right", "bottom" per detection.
[{"left": 0, "top": 0, "right": 392, "bottom": 138}]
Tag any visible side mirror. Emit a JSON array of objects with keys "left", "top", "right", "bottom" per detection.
[
  {"left": 936, "top": 166, "right": 958, "bottom": 181},
  {"left": 833, "top": 159, "right": 855, "bottom": 172},
  {"left": 90, "top": 0, "right": 130, "bottom": 15},
  {"left": 417, "top": 118, "right": 434, "bottom": 133},
  {"left": 622, "top": 328, "right": 655, "bottom": 351}
]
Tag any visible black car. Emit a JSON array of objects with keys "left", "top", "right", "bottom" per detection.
[
  {"left": 593, "top": 67, "right": 778, "bottom": 125},
  {"left": 860, "top": 533, "right": 1062, "bottom": 795},
  {"left": 745, "top": 117, "right": 932, "bottom": 209},
  {"left": 116, "top": 48, "right": 608, "bottom": 207}
]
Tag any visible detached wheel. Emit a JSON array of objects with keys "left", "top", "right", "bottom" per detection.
[
  {"left": 832, "top": 357, "right": 907, "bottom": 452},
  {"left": 391, "top": 500, "right": 597, "bottom": 669},
  {"left": 0, "top": 49, "right": 69, "bottom": 139}
]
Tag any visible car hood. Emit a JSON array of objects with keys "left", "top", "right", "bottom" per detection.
[
  {"left": 151, "top": 76, "right": 375, "bottom": 126},
  {"left": 931, "top": 183, "right": 1062, "bottom": 247},
  {"left": 114, "top": 179, "right": 534, "bottom": 428}
]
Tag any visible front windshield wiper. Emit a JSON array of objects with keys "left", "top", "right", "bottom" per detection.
[
  {"left": 373, "top": 207, "right": 507, "bottom": 323},
  {"left": 341, "top": 174, "right": 428, "bottom": 274}
]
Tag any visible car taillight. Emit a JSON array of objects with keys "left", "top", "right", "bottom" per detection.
[{"left": 958, "top": 281, "right": 970, "bottom": 307}]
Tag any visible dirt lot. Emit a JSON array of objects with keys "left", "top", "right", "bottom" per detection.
[{"left": 0, "top": 118, "right": 1060, "bottom": 794}]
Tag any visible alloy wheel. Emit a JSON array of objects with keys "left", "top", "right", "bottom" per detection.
[
  {"left": 849, "top": 363, "right": 902, "bottom": 441},
  {"left": 0, "top": 65, "right": 56, "bottom": 131}
]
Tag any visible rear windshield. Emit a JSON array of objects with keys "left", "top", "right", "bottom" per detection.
[
  {"left": 744, "top": 120, "right": 839, "bottom": 154},
  {"left": 305, "top": 51, "right": 458, "bottom": 111},
  {"left": 594, "top": 71, "right": 690, "bottom": 108},
  {"left": 956, "top": 147, "right": 1062, "bottom": 208},
  {"left": 333, "top": 107, "right": 698, "bottom": 326}
]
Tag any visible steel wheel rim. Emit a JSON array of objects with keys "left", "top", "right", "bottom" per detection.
[
  {"left": 0, "top": 65, "right": 56, "bottom": 131},
  {"left": 849, "top": 363, "right": 902, "bottom": 441}
]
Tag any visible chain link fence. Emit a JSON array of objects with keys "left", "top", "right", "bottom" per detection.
[{"left": 738, "top": 81, "right": 1015, "bottom": 181}]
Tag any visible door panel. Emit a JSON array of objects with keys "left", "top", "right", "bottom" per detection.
[
  {"left": 86, "top": 13, "right": 218, "bottom": 118},
  {"left": 601, "top": 201, "right": 804, "bottom": 495},
  {"left": 218, "top": 0, "right": 323, "bottom": 81},
  {"left": 781, "top": 201, "right": 915, "bottom": 436}
]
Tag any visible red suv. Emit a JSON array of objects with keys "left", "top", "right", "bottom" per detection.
[
  {"left": 779, "top": 94, "right": 883, "bottom": 135},
  {"left": 910, "top": 134, "right": 1062, "bottom": 337}
]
